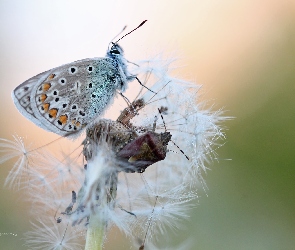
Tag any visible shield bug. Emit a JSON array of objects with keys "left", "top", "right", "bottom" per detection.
[{"left": 83, "top": 98, "right": 173, "bottom": 173}]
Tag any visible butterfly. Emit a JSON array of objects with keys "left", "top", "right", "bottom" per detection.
[{"left": 12, "top": 21, "right": 147, "bottom": 137}]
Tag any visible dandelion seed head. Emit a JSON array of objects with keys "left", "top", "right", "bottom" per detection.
[{"left": 1, "top": 53, "right": 229, "bottom": 249}]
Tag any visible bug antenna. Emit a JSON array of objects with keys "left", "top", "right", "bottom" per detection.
[
  {"left": 119, "top": 91, "right": 132, "bottom": 106},
  {"left": 158, "top": 108, "right": 190, "bottom": 160},
  {"left": 115, "top": 20, "right": 147, "bottom": 43},
  {"left": 157, "top": 108, "right": 167, "bottom": 131},
  {"left": 171, "top": 139, "right": 190, "bottom": 160}
]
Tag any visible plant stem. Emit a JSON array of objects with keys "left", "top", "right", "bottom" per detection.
[{"left": 84, "top": 213, "right": 105, "bottom": 250}]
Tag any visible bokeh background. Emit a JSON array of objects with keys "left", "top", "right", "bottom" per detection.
[{"left": 0, "top": 0, "right": 294, "bottom": 249}]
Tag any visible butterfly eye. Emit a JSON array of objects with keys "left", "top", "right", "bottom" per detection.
[
  {"left": 58, "top": 78, "right": 67, "bottom": 85},
  {"left": 69, "top": 66, "right": 78, "bottom": 74},
  {"left": 111, "top": 49, "right": 120, "bottom": 55}
]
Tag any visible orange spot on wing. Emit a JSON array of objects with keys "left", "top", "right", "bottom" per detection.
[
  {"left": 39, "top": 94, "right": 47, "bottom": 102},
  {"left": 43, "top": 103, "right": 50, "bottom": 112},
  {"left": 47, "top": 74, "right": 56, "bottom": 80},
  {"left": 42, "top": 83, "right": 52, "bottom": 92},
  {"left": 58, "top": 115, "right": 68, "bottom": 125},
  {"left": 71, "top": 119, "right": 81, "bottom": 127},
  {"left": 48, "top": 108, "right": 58, "bottom": 118}
]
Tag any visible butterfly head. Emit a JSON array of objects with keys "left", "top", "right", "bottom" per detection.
[
  {"left": 107, "top": 20, "right": 147, "bottom": 59},
  {"left": 107, "top": 43, "right": 124, "bottom": 59}
]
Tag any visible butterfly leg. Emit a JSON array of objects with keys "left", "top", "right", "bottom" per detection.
[{"left": 135, "top": 77, "right": 156, "bottom": 94}]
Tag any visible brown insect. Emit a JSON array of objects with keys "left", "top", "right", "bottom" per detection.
[
  {"left": 83, "top": 98, "right": 172, "bottom": 173},
  {"left": 116, "top": 130, "right": 171, "bottom": 173}
]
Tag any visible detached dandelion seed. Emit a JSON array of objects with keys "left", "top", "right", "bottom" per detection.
[
  {"left": 24, "top": 218, "right": 84, "bottom": 250},
  {"left": 0, "top": 135, "right": 37, "bottom": 189}
]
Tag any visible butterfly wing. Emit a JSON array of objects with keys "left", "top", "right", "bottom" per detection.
[
  {"left": 13, "top": 58, "right": 120, "bottom": 136},
  {"left": 12, "top": 70, "right": 55, "bottom": 133}
]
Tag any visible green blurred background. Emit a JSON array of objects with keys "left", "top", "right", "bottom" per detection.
[{"left": 0, "top": 0, "right": 294, "bottom": 249}]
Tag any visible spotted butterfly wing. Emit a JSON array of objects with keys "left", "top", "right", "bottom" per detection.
[
  {"left": 12, "top": 70, "right": 53, "bottom": 132},
  {"left": 12, "top": 56, "right": 126, "bottom": 136}
]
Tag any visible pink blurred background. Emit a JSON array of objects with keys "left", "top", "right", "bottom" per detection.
[{"left": 0, "top": 0, "right": 294, "bottom": 249}]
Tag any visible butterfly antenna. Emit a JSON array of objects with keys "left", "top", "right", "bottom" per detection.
[
  {"left": 111, "top": 25, "right": 127, "bottom": 43},
  {"left": 115, "top": 20, "right": 147, "bottom": 43},
  {"left": 108, "top": 25, "right": 127, "bottom": 50}
]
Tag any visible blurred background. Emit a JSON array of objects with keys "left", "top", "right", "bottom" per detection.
[{"left": 0, "top": 0, "right": 294, "bottom": 249}]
